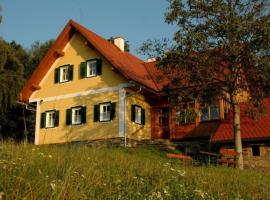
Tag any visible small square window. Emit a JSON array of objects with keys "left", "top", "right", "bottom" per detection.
[
  {"left": 72, "top": 107, "right": 82, "bottom": 125},
  {"left": 46, "top": 111, "right": 55, "bottom": 128},
  {"left": 252, "top": 146, "right": 260, "bottom": 157},
  {"left": 100, "top": 103, "right": 111, "bottom": 122},
  {"left": 87, "top": 60, "right": 97, "bottom": 77},
  {"left": 60, "top": 66, "right": 69, "bottom": 82}
]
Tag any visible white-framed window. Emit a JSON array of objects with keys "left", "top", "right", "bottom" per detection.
[
  {"left": 87, "top": 60, "right": 97, "bottom": 77},
  {"left": 72, "top": 107, "right": 82, "bottom": 125},
  {"left": 176, "top": 102, "right": 196, "bottom": 125},
  {"left": 60, "top": 66, "right": 69, "bottom": 82},
  {"left": 100, "top": 103, "right": 111, "bottom": 122},
  {"left": 135, "top": 106, "right": 142, "bottom": 124},
  {"left": 200, "top": 103, "right": 220, "bottom": 122},
  {"left": 46, "top": 111, "right": 55, "bottom": 128}
]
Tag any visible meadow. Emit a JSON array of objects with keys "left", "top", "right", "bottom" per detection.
[{"left": 0, "top": 142, "right": 269, "bottom": 200}]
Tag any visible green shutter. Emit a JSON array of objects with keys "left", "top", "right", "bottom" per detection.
[
  {"left": 66, "top": 109, "right": 72, "bottom": 125},
  {"left": 141, "top": 108, "right": 145, "bottom": 125},
  {"left": 55, "top": 110, "right": 59, "bottom": 127},
  {"left": 131, "top": 105, "right": 135, "bottom": 122},
  {"left": 68, "top": 65, "right": 73, "bottom": 81},
  {"left": 54, "top": 68, "right": 60, "bottom": 83},
  {"left": 110, "top": 102, "right": 116, "bottom": 120},
  {"left": 94, "top": 105, "right": 100, "bottom": 122},
  {"left": 81, "top": 106, "right": 87, "bottom": 124},
  {"left": 80, "top": 62, "right": 87, "bottom": 79},
  {"left": 96, "top": 59, "right": 102, "bottom": 75},
  {"left": 40, "top": 112, "right": 46, "bottom": 128}
]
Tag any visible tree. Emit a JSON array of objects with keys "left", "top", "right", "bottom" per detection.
[
  {"left": 26, "top": 39, "right": 55, "bottom": 78},
  {"left": 139, "top": 0, "right": 270, "bottom": 169}
]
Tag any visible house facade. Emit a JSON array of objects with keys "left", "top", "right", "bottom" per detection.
[{"left": 19, "top": 20, "right": 270, "bottom": 167}]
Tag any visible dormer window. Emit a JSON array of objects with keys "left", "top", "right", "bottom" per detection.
[
  {"left": 79, "top": 59, "right": 102, "bottom": 79},
  {"left": 54, "top": 64, "right": 73, "bottom": 83}
]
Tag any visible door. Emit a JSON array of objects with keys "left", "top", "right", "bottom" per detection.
[{"left": 152, "top": 107, "right": 170, "bottom": 139}]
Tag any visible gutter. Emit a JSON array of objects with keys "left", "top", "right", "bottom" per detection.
[{"left": 16, "top": 101, "right": 36, "bottom": 112}]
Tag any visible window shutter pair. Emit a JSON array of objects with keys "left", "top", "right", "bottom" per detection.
[
  {"left": 66, "top": 106, "right": 87, "bottom": 125},
  {"left": 54, "top": 65, "right": 73, "bottom": 83},
  {"left": 93, "top": 102, "right": 115, "bottom": 122},
  {"left": 40, "top": 110, "right": 59, "bottom": 128},
  {"left": 131, "top": 105, "right": 145, "bottom": 125}
]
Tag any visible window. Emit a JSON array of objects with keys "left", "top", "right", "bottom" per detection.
[
  {"left": 55, "top": 65, "right": 73, "bottom": 83},
  {"left": 131, "top": 105, "right": 145, "bottom": 125},
  {"left": 40, "top": 110, "right": 59, "bottom": 129},
  {"left": 60, "top": 66, "right": 69, "bottom": 82},
  {"left": 80, "top": 59, "right": 102, "bottom": 79},
  {"left": 93, "top": 102, "right": 116, "bottom": 122},
  {"left": 200, "top": 103, "right": 220, "bottom": 122},
  {"left": 135, "top": 106, "right": 142, "bottom": 124},
  {"left": 46, "top": 111, "right": 55, "bottom": 128},
  {"left": 176, "top": 102, "right": 195, "bottom": 125},
  {"left": 66, "top": 106, "right": 86, "bottom": 125},
  {"left": 100, "top": 103, "right": 111, "bottom": 122},
  {"left": 252, "top": 146, "right": 260, "bottom": 157},
  {"left": 87, "top": 60, "right": 97, "bottom": 77},
  {"left": 72, "top": 107, "right": 82, "bottom": 125}
]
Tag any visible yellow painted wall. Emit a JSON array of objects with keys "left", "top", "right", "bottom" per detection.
[
  {"left": 38, "top": 92, "right": 119, "bottom": 144},
  {"left": 125, "top": 91, "right": 151, "bottom": 140},
  {"left": 31, "top": 33, "right": 127, "bottom": 100}
]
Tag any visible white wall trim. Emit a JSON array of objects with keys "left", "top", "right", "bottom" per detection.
[
  {"left": 34, "top": 101, "right": 41, "bottom": 145},
  {"left": 118, "top": 88, "right": 126, "bottom": 137},
  {"left": 29, "top": 83, "right": 132, "bottom": 103},
  {"left": 29, "top": 35, "right": 76, "bottom": 102}
]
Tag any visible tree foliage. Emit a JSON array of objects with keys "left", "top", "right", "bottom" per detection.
[
  {"left": 0, "top": 39, "right": 53, "bottom": 141},
  {"left": 139, "top": 0, "right": 270, "bottom": 169}
]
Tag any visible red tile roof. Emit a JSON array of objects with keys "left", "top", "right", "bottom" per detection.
[
  {"left": 212, "top": 98, "right": 270, "bottom": 142},
  {"left": 19, "top": 20, "right": 159, "bottom": 102}
]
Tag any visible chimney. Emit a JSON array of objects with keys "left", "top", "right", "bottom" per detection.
[
  {"left": 147, "top": 57, "right": 156, "bottom": 62},
  {"left": 113, "top": 36, "right": 125, "bottom": 52}
]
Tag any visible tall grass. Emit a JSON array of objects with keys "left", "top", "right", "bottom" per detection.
[{"left": 0, "top": 142, "right": 269, "bottom": 200}]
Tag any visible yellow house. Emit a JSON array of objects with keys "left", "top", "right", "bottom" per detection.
[{"left": 19, "top": 20, "right": 154, "bottom": 145}]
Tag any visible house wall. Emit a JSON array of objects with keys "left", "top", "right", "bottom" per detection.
[
  {"left": 30, "top": 33, "right": 127, "bottom": 101},
  {"left": 37, "top": 91, "right": 120, "bottom": 144},
  {"left": 243, "top": 145, "right": 270, "bottom": 170},
  {"left": 125, "top": 92, "right": 151, "bottom": 140}
]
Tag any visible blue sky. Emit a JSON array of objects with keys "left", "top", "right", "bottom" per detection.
[{"left": 0, "top": 0, "right": 176, "bottom": 59}]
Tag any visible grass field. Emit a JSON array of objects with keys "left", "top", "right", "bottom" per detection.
[{"left": 0, "top": 142, "right": 269, "bottom": 200}]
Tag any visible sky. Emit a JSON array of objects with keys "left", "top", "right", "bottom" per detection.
[{"left": 0, "top": 0, "right": 176, "bottom": 60}]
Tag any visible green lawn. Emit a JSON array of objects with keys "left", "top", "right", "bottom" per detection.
[{"left": 0, "top": 142, "right": 269, "bottom": 200}]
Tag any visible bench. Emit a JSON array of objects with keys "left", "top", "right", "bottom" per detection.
[
  {"left": 166, "top": 153, "right": 192, "bottom": 160},
  {"left": 199, "top": 149, "right": 240, "bottom": 167},
  {"left": 218, "top": 149, "right": 240, "bottom": 167}
]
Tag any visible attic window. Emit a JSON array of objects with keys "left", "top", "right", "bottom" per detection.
[
  {"left": 55, "top": 65, "right": 73, "bottom": 83},
  {"left": 79, "top": 59, "right": 102, "bottom": 79},
  {"left": 87, "top": 60, "right": 97, "bottom": 77},
  {"left": 60, "top": 66, "right": 69, "bottom": 82}
]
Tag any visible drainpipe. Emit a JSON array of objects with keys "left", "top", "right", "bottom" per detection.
[{"left": 124, "top": 84, "right": 142, "bottom": 147}]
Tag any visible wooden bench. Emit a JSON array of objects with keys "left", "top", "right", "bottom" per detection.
[
  {"left": 166, "top": 153, "right": 192, "bottom": 160},
  {"left": 218, "top": 149, "right": 240, "bottom": 167},
  {"left": 199, "top": 149, "right": 240, "bottom": 167}
]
